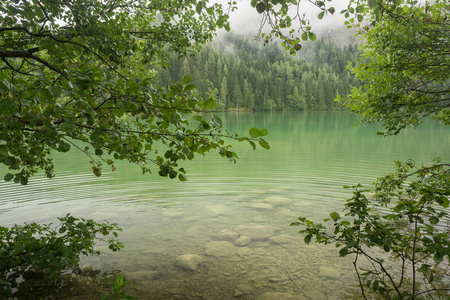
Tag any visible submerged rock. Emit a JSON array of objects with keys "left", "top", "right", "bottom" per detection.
[
  {"left": 237, "top": 247, "right": 253, "bottom": 257},
  {"left": 234, "top": 235, "right": 251, "bottom": 246},
  {"left": 215, "top": 229, "right": 239, "bottom": 242},
  {"left": 235, "top": 225, "right": 275, "bottom": 241},
  {"left": 205, "top": 241, "right": 238, "bottom": 257},
  {"left": 175, "top": 254, "right": 203, "bottom": 271}
]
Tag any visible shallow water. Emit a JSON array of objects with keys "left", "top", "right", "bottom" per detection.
[{"left": 1, "top": 111, "right": 449, "bottom": 299}]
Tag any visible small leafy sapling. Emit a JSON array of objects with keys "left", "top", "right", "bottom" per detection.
[{"left": 292, "top": 160, "right": 450, "bottom": 299}]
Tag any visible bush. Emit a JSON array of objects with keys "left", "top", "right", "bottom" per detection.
[
  {"left": 0, "top": 214, "right": 123, "bottom": 298},
  {"left": 292, "top": 160, "right": 450, "bottom": 299}
]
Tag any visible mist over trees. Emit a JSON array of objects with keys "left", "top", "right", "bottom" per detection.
[{"left": 155, "top": 33, "right": 361, "bottom": 111}]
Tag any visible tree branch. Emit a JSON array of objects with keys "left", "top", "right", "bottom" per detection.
[
  {"left": 0, "top": 26, "right": 51, "bottom": 37},
  {"left": 0, "top": 48, "right": 67, "bottom": 77}
]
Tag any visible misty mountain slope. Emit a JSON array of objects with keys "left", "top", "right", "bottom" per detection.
[{"left": 156, "top": 33, "right": 361, "bottom": 111}]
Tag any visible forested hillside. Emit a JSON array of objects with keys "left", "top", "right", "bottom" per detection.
[{"left": 156, "top": 34, "right": 361, "bottom": 111}]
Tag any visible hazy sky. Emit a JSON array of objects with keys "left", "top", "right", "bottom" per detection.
[{"left": 214, "top": 0, "right": 351, "bottom": 37}]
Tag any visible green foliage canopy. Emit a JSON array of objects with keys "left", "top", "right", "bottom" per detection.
[
  {"left": 339, "top": 0, "right": 450, "bottom": 135},
  {"left": 0, "top": 0, "right": 268, "bottom": 184}
]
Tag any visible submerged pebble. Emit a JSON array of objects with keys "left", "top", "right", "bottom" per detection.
[{"left": 175, "top": 254, "right": 203, "bottom": 271}]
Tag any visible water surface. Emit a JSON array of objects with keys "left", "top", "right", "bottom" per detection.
[{"left": 1, "top": 111, "right": 449, "bottom": 299}]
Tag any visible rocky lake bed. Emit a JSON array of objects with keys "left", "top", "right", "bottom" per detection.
[{"left": 9, "top": 194, "right": 360, "bottom": 299}]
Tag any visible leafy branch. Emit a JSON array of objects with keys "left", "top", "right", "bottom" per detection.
[{"left": 292, "top": 160, "right": 450, "bottom": 299}]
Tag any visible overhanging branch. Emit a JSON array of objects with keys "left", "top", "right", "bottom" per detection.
[{"left": 0, "top": 48, "right": 67, "bottom": 77}]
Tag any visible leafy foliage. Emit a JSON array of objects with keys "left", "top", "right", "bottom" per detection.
[
  {"left": 0, "top": 0, "right": 269, "bottom": 184},
  {"left": 338, "top": 0, "right": 450, "bottom": 135},
  {"left": 292, "top": 160, "right": 450, "bottom": 299},
  {"left": 0, "top": 214, "right": 123, "bottom": 298},
  {"left": 247, "top": 0, "right": 336, "bottom": 55}
]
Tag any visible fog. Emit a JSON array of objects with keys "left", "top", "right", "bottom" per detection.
[{"left": 214, "top": 0, "right": 352, "bottom": 39}]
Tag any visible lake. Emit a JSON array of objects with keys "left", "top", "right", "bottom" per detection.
[{"left": 1, "top": 111, "right": 449, "bottom": 299}]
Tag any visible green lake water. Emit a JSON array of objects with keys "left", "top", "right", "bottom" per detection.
[{"left": 1, "top": 111, "right": 449, "bottom": 299}]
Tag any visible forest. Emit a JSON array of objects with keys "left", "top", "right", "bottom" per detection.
[{"left": 155, "top": 33, "right": 362, "bottom": 111}]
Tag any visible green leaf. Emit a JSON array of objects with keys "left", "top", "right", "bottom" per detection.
[
  {"left": 48, "top": 86, "right": 62, "bottom": 98},
  {"left": 426, "top": 206, "right": 436, "bottom": 213},
  {"left": 212, "top": 114, "right": 223, "bottom": 127},
  {"left": 40, "top": 88, "right": 53, "bottom": 99},
  {"left": 169, "top": 170, "right": 177, "bottom": 179},
  {"left": 20, "top": 176, "right": 28, "bottom": 185},
  {"left": 330, "top": 212, "right": 340, "bottom": 222},
  {"left": 318, "top": 11, "right": 325, "bottom": 20},
  {"left": 4, "top": 173, "right": 14, "bottom": 181},
  {"left": 437, "top": 196, "right": 449, "bottom": 208},
  {"left": 3, "top": 156, "right": 16, "bottom": 166},
  {"left": 334, "top": 226, "right": 340, "bottom": 234},
  {"left": 308, "top": 32, "right": 316, "bottom": 41},
  {"left": 58, "top": 142, "right": 71, "bottom": 153},
  {"left": 184, "top": 84, "right": 196, "bottom": 91},
  {"left": 433, "top": 252, "right": 444, "bottom": 264},
  {"left": 429, "top": 216, "right": 439, "bottom": 225},
  {"left": 183, "top": 75, "right": 192, "bottom": 84},
  {"left": 301, "top": 32, "right": 308, "bottom": 41},
  {"left": 356, "top": 5, "right": 365, "bottom": 13},
  {"left": 304, "top": 234, "right": 312, "bottom": 244},
  {"left": 196, "top": 1, "right": 203, "bottom": 14},
  {"left": 249, "top": 127, "right": 260, "bottom": 138},
  {"left": 259, "top": 128, "right": 269, "bottom": 137},
  {"left": 217, "top": 15, "right": 228, "bottom": 28},
  {"left": 417, "top": 264, "right": 430, "bottom": 273},
  {"left": 368, "top": 0, "right": 377, "bottom": 8},
  {"left": 259, "top": 139, "right": 270, "bottom": 150}
]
